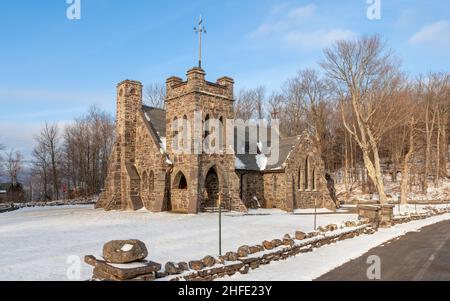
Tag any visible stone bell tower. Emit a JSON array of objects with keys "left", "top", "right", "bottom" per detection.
[
  {"left": 97, "top": 80, "right": 145, "bottom": 211},
  {"left": 165, "top": 67, "right": 246, "bottom": 213}
]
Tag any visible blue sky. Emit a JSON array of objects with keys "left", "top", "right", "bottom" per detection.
[{"left": 0, "top": 0, "right": 449, "bottom": 159}]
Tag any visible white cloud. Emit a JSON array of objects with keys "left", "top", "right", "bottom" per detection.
[
  {"left": 250, "top": 3, "right": 356, "bottom": 50},
  {"left": 287, "top": 4, "right": 317, "bottom": 19},
  {"left": 284, "top": 29, "right": 357, "bottom": 49},
  {"left": 409, "top": 20, "right": 450, "bottom": 45},
  {"left": 0, "top": 121, "right": 72, "bottom": 160},
  {"left": 250, "top": 4, "right": 316, "bottom": 38}
]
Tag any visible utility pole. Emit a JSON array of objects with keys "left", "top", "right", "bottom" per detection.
[{"left": 194, "top": 16, "right": 206, "bottom": 68}]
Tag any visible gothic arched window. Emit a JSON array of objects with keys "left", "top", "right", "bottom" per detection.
[
  {"left": 219, "top": 116, "right": 225, "bottom": 150},
  {"left": 204, "top": 114, "right": 210, "bottom": 139},
  {"left": 304, "top": 156, "right": 309, "bottom": 191},
  {"left": 149, "top": 171, "right": 155, "bottom": 191},
  {"left": 142, "top": 171, "right": 148, "bottom": 191},
  {"left": 174, "top": 171, "right": 188, "bottom": 190},
  {"left": 312, "top": 168, "right": 316, "bottom": 191}
]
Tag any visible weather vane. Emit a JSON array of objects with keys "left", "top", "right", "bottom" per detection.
[{"left": 194, "top": 15, "right": 207, "bottom": 68}]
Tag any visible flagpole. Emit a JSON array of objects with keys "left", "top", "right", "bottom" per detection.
[{"left": 194, "top": 16, "right": 206, "bottom": 69}]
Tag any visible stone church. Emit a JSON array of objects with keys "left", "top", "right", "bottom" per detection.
[{"left": 96, "top": 67, "right": 336, "bottom": 213}]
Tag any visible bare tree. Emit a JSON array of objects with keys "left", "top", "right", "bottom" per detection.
[
  {"left": 321, "top": 35, "right": 404, "bottom": 204},
  {"left": 144, "top": 83, "right": 166, "bottom": 109},
  {"left": 415, "top": 73, "right": 449, "bottom": 192},
  {"left": 32, "top": 142, "right": 51, "bottom": 200},
  {"left": 61, "top": 106, "right": 114, "bottom": 198},
  {"left": 254, "top": 86, "right": 266, "bottom": 119},
  {"left": 234, "top": 86, "right": 267, "bottom": 120},
  {"left": 34, "top": 122, "right": 61, "bottom": 200},
  {"left": 4, "top": 150, "right": 23, "bottom": 186},
  {"left": 400, "top": 116, "right": 417, "bottom": 204},
  {"left": 295, "top": 69, "right": 334, "bottom": 159}
]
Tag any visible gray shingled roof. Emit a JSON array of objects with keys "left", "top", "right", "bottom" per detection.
[
  {"left": 140, "top": 106, "right": 299, "bottom": 171},
  {"left": 142, "top": 105, "right": 166, "bottom": 137}
]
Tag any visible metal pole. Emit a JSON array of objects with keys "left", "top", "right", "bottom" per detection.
[
  {"left": 219, "top": 194, "right": 222, "bottom": 256},
  {"left": 314, "top": 198, "right": 317, "bottom": 230},
  {"left": 199, "top": 29, "right": 202, "bottom": 68}
]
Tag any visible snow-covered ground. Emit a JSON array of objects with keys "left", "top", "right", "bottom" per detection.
[
  {"left": 224, "top": 212, "right": 450, "bottom": 281},
  {"left": 0, "top": 205, "right": 357, "bottom": 281},
  {"left": 393, "top": 204, "right": 450, "bottom": 216},
  {"left": 336, "top": 173, "right": 450, "bottom": 203}
]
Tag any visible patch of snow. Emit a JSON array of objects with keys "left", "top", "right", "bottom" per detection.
[
  {"left": 255, "top": 153, "right": 268, "bottom": 171},
  {"left": 120, "top": 244, "right": 134, "bottom": 252},
  {"left": 253, "top": 196, "right": 262, "bottom": 208},
  {"left": 235, "top": 157, "right": 246, "bottom": 169},
  {"left": 158, "top": 137, "right": 167, "bottom": 155},
  {"left": 109, "top": 262, "right": 149, "bottom": 269}
]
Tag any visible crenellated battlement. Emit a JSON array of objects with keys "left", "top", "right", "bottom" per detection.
[{"left": 165, "top": 67, "right": 234, "bottom": 101}]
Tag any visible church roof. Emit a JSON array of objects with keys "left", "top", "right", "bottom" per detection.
[
  {"left": 235, "top": 136, "right": 300, "bottom": 171},
  {"left": 142, "top": 105, "right": 166, "bottom": 137},
  {"left": 140, "top": 106, "right": 300, "bottom": 172}
]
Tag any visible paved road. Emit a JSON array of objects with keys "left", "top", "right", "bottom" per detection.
[{"left": 316, "top": 220, "right": 450, "bottom": 281}]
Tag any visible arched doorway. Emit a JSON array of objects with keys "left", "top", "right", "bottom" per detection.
[
  {"left": 174, "top": 171, "right": 188, "bottom": 189},
  {"left": 205, "top": 167, "right": 219, "bottom": 207}
]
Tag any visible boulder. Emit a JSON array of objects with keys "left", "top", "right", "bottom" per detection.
[
  {"left": 189, "top": 260, "right": 205, "bottom": 271},
  {"left": 295, "top": 231, "right": 307, "bottom": 240},
  {"left": 282, "top": 238, "right": 295, "bottom": 247},
  {"left": 225, "top": 252, "right": 239, "bottom": 262},
  {"left": 237, "top": 245, "right": 251, "bottom": 258},
  {"left": 178, "top": 261, "right": 189, "bottom": 271},
  {"left": 249, "top": 246, "right": 260, "bottom": 254},
  {"left": 325, "top": 224, "right": 338, "bottom": 232},
  {"left": 262, "top": 240, "right": 274, "bottom": 250},
  {"left": 164, "top": 262, "right": 180, "bottom": 275},
  {"left": 216, "top": 256, "right": 226, "bottom": 265},
  {"left": 345, "top": 221, "right": 357, "bottom": 227},
  {"left": 102, "top": 239, "right": 148, "bottom": 264},
  {"left": 271, "top": 239, "right": 282, "bottom": 247},
  {"left": 307, "top": 231, "right": 320, "bottom": 238},
  {"left": 283, "top": 234, "right": 291, "bottom": 239},
  {"left": 201, "top": 256, "right": 216, "bottom": 268}
]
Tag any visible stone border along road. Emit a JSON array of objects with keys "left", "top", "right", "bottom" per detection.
[{"left": 159, "top": 207, "right": 450, "bottom": 281}]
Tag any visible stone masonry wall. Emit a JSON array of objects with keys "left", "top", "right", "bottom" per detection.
[
  {"left": 263, "top": 172, "right": 287, "bottom": 209},
  {"left": 98, "top": 80, "right": 145, "bottom": 210},
  {"left": 284, "top": 133, "right": 335, "bottom": 211},
  {"left": 134, "top": 110, "right": 169, "bottom": 211},
  {"left": 165, "top": 68, "right": 246, "bottom": 213}
]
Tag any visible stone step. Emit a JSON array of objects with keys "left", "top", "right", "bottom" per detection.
[{"left": 202, "top": 206, "right": 230, "bottom": 213}]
